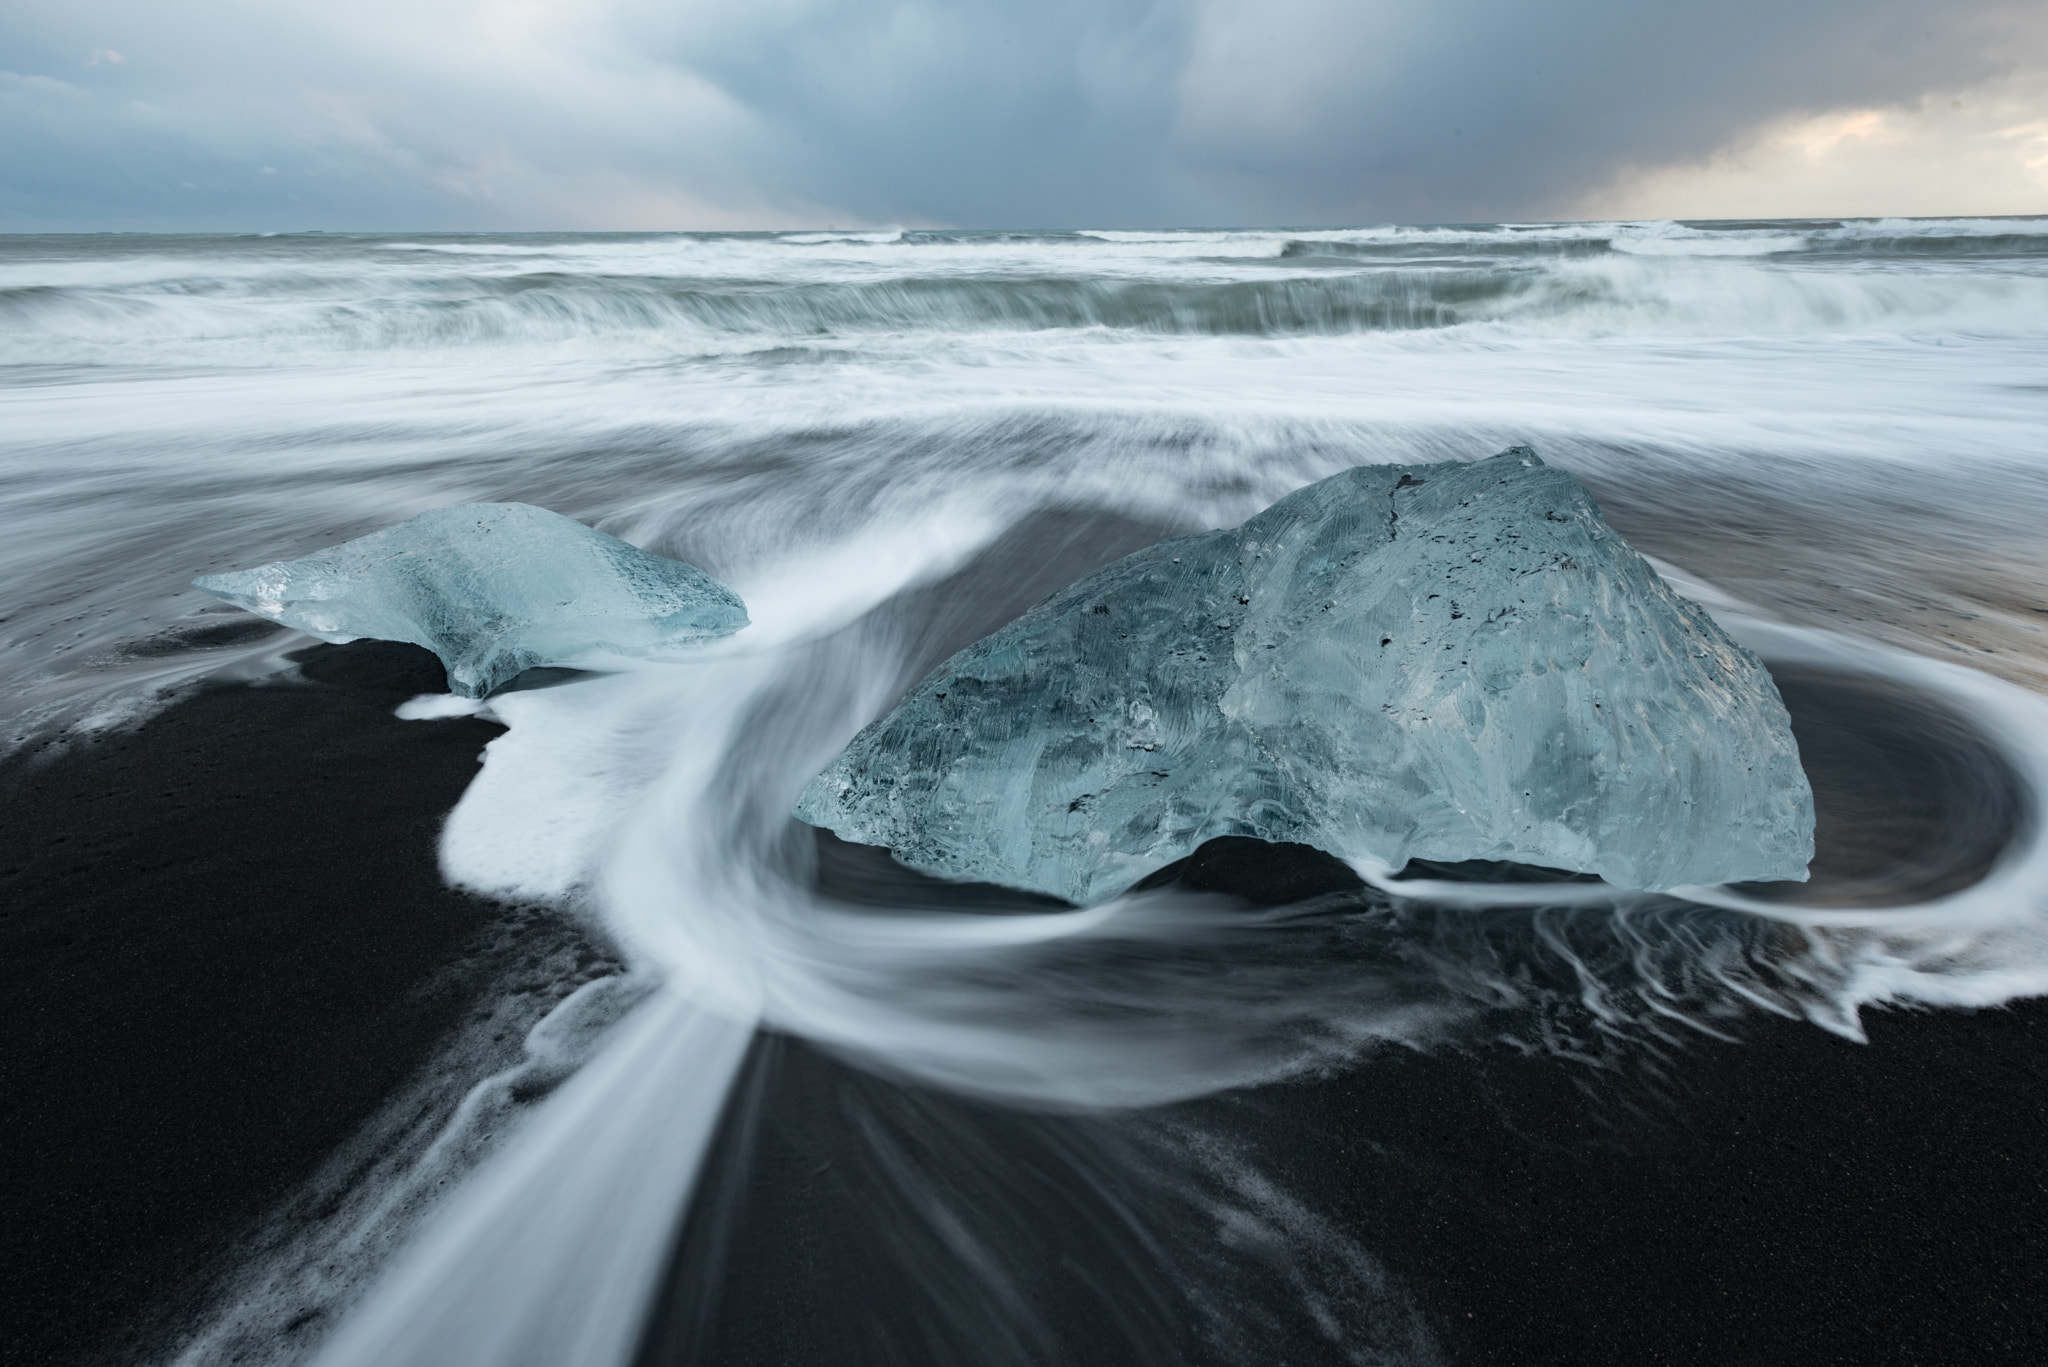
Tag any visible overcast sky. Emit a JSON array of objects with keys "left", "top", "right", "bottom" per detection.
[{"left": 4, "top": 0, "right": 2045, "bottom": 230}]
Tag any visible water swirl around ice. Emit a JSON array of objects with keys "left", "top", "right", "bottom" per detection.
[
  {"left": 4, "top": 223, "right": 2045, "bottom": 1365},
  {"left": 255, "top": 510, "right": 2047, "bottom": 1367}
]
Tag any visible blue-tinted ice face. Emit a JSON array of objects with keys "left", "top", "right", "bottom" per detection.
[
  {"left": 194, "top": 503, "right": 748, "bottom": 698},
  {"left": 796, "top": 448, "right": 1814, "bottom": 902}
]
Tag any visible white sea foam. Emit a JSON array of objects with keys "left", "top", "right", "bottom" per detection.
[
  {"left": 1609, "top": 228, "right": 1806, "bottom": 256},
  {"left": 778, "top": 228, "right": 909, "bottom": 245},
  {"left": 1836, "top": 215, "right": 2048, "bottom": 239}
]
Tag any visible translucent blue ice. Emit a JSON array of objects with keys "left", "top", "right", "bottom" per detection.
[
  {"left": 194, "top": 503, "right": 747, "bottom": 698},
  {"left": 797, "top": 449, "right": 1814, "bottom": 903}
]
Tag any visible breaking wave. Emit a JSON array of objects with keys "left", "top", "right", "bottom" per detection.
[{"left": 2, "top": 218, "right": 2046, "bottom": 368}]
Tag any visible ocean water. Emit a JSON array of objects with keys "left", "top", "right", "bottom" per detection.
[{"left": 6, "top": 219, "right": 2048, "bottom": 1365}]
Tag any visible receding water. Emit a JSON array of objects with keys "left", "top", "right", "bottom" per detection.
[{"left": 5, "top": 220, "right": 2047, "bottom": 1366}]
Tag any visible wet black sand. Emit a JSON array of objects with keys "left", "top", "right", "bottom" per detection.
[
  {"left": 646, "top": 950, "right": 2048, "bottom": 1367},
  {"left": 0, "top": 644, "right": 511, "bottom": 1366},
  {"left": 4, "top": 649, "right": 2046, "bottom": 1366},
  {"left": 1272, "top": 996, "right": 2048, "bottom": 1367}
]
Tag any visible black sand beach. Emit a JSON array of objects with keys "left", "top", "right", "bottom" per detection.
[
  {"left": 4, "top": 645, "right": 2046, "bottom": 1366},
  {"left": 642, "top": 1002, "right": 2048, "bottom": 1367},
  {"left": 1, "top": 644, "right": 535, "bottom": 1366}
]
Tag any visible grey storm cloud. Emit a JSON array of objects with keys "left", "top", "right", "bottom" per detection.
[{"left": 2, "top": 0, "right": 2042, "bottom": 230}]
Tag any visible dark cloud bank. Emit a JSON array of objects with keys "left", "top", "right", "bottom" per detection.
[{"left": 2, "top": 0, "right": 2043, "bottom": 229}]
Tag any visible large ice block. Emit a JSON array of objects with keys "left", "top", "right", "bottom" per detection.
[
  {"left": 796, "top": 448, "right": 1814, "bottom": 903},
  {"left": 195, "top": 503, "right": 748, "bottom": 697}
]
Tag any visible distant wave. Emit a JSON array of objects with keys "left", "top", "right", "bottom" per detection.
[{"left": 3, "top": 219, "right": 2046, "bottom": 366}]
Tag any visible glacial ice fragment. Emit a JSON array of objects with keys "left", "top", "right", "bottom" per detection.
[
  {"left": 796, "top": 448, "right": 1814, "bottom": 903},
  {"left": 194, "top": 503, "right": 747, "bottom": 698}
]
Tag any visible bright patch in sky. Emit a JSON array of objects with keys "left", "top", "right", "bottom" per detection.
[{"left": 1583, "top": 72, "right": 2048, "bottom": 220}]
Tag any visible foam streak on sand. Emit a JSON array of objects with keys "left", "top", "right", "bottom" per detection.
[{"left": 309, "top": 991, "right": 752, "bottom": 1367}]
